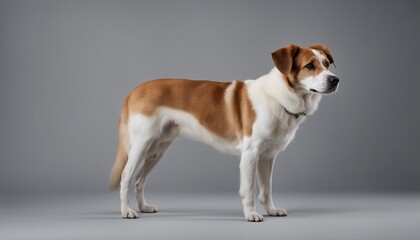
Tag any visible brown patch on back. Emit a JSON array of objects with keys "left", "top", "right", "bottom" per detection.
[{"left": 126, "top": 79, "right": 256, "bottom": 141}]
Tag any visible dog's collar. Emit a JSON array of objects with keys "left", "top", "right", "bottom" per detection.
[{"left": 284, "top": 108, "right": 307, "bottom": 119}]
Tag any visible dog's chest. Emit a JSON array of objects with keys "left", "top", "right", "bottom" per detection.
[{"left": 256, "top": 115, "right": 303, "bottom": 152}]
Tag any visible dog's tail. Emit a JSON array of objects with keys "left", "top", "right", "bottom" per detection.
[
  {"left": 109, "top": 143, "right": 128, "bottom": 191},
  {"left": 109, "top": 98, "right": 130, "bottom": 191}
]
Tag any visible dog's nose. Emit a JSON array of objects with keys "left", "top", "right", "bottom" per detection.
[{"left": 328, "top": 76, "right": 339, "bottom": 85}]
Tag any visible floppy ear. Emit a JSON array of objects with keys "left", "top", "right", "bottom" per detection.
[
  {"left": 309, "top": 44, "right": 334, "bottom": 65},
  {"left": 271, "top": 44, "right": 300, "bottom": 75}
]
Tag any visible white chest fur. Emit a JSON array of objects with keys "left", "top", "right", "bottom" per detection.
[{"left": 244, "top": 68, "right": 322, "bottom": 154}]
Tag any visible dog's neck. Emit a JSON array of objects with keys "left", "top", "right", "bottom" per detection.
[
  {"left": 284, "top": 108, "right": 306, "bottom": 119},
  {"left": 256, "top": 68, "right": 322, "bottom": 117}
]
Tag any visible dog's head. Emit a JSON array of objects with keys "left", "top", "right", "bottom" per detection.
[{"left": 271, "top": 44, "right": 339, "bottom": 94}]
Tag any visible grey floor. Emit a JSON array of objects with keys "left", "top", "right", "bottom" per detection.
[{"left": 0, "top": 192, "right": 419, "bottom": 240}]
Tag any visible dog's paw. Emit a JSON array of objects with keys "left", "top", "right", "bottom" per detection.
[
  {"left": 140, "top": 204, "right": 158, "bottom": 213},
  {"left": 121, "top": 207, "right": 139, "bottom": 219},
  {"left": 245, "top": 211, "right": 264, "bottom": 222},
  {"left": 267, "top": 207, "right": 287, "bottom": 217}
]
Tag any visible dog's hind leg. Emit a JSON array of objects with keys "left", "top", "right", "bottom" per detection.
[
  {"left": 135, "top": 123, "right": 178, "bottom": 213},
  {"left": 135, "top": 140, "right": 173, "bottom": 213},
  {"left": 120, "top": 138, "right": 154, "bottom": 218},
  {"left": 120, "top": 115, "right": 157, "bottom": 219}
]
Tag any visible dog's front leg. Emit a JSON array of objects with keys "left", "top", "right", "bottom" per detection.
[
  {"left": 257, "top": 151, "right": 287, "bottom": 217},
  {"left": 239, "top": 150, "right": 263, "bottom": 222}
]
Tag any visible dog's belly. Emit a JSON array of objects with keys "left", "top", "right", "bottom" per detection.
[{"left": 157, "top": 107, "right": 242, "bottom": 155}]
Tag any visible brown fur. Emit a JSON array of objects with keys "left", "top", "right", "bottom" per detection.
[
  {"left": 271, "top": 44, "right": 300, "bottom": 89},
  {"left": 127, "top": 78, "right": 256, "bottom": 141},
  {"left": 225, "top": 81, "right": 256, "bottom": 138}
]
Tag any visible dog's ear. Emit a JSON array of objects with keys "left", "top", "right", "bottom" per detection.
[
  {"left": 271, "top": 44, "right": 301, "bottom": 75},
  {"left": 309, "top": 44, "right": 334, "bottom": 65}
]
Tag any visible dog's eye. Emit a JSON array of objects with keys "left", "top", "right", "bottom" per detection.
[
  {"left": 325, "top": 62, "right": 330, "bottom": 69},
  {"left": 305, "top": 63, "right": 315, "bottom": 70}
]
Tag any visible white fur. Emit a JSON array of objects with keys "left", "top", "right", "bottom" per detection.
[{"left": 119, "top": 62, "right": 331, "bottom": 221}]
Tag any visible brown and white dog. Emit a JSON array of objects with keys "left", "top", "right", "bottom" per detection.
[{"left": 109, "top": 44, "right": 339, "bottom": 222}]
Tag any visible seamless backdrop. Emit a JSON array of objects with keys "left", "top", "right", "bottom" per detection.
[{"left": 1, "top": 0, "right": 419, "bottom": 194}]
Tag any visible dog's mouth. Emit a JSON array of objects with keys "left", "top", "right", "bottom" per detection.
[{"left": 310, "top": 85, "right": 338, "bottom": 94}]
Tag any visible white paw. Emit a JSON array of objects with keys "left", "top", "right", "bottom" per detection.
[
  {"left": 245, "top": 211, "right": 264, "bottom": 222},
  {"left": 121, "top": 207, "right": 139, "bottom": 219},
  {"left": 267, "top": 207, "right": 287, "bottom": 216},
  {"left": 140, "top": 204, "right": 158, "bottom": 213}
]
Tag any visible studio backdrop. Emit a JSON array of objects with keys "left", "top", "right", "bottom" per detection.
[{"left": 0, "top": 0, "right": 419, "bottom": 194}]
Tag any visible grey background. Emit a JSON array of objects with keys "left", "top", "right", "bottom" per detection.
[{"left": 1, "top": 0, "right": 419, "bottom": 195}]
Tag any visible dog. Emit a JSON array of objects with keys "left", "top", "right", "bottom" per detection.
[{"left": 109, "top": 43, "right": 339, "bottom": 222}]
